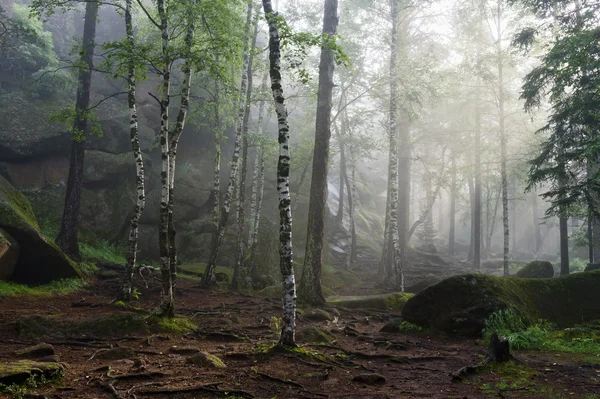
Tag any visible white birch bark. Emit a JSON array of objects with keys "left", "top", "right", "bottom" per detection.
[
  {"left": 262, "top": 0, "right": 296, "bottom": 347},
  {"left": 167, "top": 12, "right": 195, "bottom": 287},
  {"left": 120, "top": 0, "right": 146, "bottom": 301},
  {"left": 200, "top": 0, "right": 254, "bottom": 288},
  {"left": 157, "top": 0, "right": 174, "bottom": 317}
]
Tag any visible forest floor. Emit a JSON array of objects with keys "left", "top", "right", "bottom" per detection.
[{"left": 0, "top": 272, "right": 598, "bottom": 399}]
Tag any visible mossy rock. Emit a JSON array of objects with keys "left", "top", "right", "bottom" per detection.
[
  {"left": 403, "top": 271, "right": 600, "bottom": 336},
  {"left": 515, "top": 260, "right": 554, "bottom": 278},
  {"left": 186, "top": 352, "right": 226, "bottom": 369},
  {"left": 327, "top": 292, "right": 413, "bottom": 312},
  {"left": 584, "top": 263, "right": 600, "bottom": 272},
  {"left": 0, "top": 176, "right": 81, "bottom": 284},
  {"left": 0, "top": 227, "right": 18, "bottom": 281},
  {"left": 0, "top": 360, "right": 64, "bottom": 385},
  {"left": 321, "top": 269, "right": 362, "bottom": 291},
  {"left": 16, "top": 313, "right": 149, "bottom": 339},
  {"left": 296, "top": 326, "right": 335, "bottom": 344},
  {"left": 305, "top": 309, "right": 334, "bottom": 322}
]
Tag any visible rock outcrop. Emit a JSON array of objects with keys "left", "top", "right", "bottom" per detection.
[
  {"left": 0, "top": 176, "right": 80, "bottom": 283},
  {"left": 515, "top": 260, "right": 554, "bottom": 278},
  {"left": 403, "top": 271, "right": 600, "bottom": 336}
]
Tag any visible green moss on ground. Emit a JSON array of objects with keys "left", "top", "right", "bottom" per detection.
[
  {"left": 403, "top": 271, "right": 600, "bottom": 336},
  {"left": 0, "top": 279, "right": 85, "bottom": 298},
  {"left": 328, "top": 292, "right": 413, "bottom": 311},
  {"left": 146, "top": 316, "right": 197, "bottom": 334}
]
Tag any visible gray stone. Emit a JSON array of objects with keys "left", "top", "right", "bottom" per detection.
[
  {"left": 95, "top": 347, "right": 135, "bottom": 361},
  {"left": 15, "top": 343, "right": 55, "bottom": 359}
]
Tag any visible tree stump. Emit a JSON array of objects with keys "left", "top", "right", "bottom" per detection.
[
  {"left": 451, "top": 332, "right": 512, "bottom": 381},
  {"left": 486, "top": 332, "right": 511, "bottom": 363}
]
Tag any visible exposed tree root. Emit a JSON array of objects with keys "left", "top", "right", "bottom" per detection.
[
  {"left": 257, "top": 371, "right": 304, "bottom": 388},
  {"left": 138, "top": 382, "right": 254, "bottom": 397},
  {"left": 451, "top": 333, "right": 514, "bottom": 381},
  {"left": 97, "top": 380, "right": 125, "bottom": 399},
  {"left": 106, "top": 371, "right": 167, "bottom": 380}
]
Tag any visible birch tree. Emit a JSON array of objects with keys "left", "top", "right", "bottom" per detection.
[
  {"left": 201, "top": 0, "right": 254, "bottom": 288},
  {"left": 262, "top": 0, "right": 297, "bottom": 347},
  {"left": 119, "top": 0, "right": 145, "bottom": 301}
]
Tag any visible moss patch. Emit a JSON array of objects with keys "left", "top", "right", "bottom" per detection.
[
  {"left": 0, "top": 279, "right": 85, "bottom": 298},
  {"left": 146, "top": 316, "right": 197, "bottom": 334},
  {"left": 296, "top": 326, "right": 335, "bottom": 344},
  {"left": 403, "top": 271, "right": 600, "bottom": 336},
  {"left": 328, "top": 292, "right": 413, "bottom": 311},
  {"left": 0, "top": 360, "right": 64, "bottom": 386}
]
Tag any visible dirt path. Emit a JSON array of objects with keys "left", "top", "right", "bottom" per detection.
[{"left": 0, "top": 276, "right": 598, "bottom": 399}]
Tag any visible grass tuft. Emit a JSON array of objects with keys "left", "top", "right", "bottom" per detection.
[{"left": 483, "top": 309, "right": 600, "bottom": 355}]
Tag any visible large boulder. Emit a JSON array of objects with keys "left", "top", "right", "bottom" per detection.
[
  {"left": 0, "top": 227, "right": 19, "bottom": 280},
  {"left": 0, "top": 91, "right": 70, "bottom": 161},
  {"left": 515, "top": 260, "right": 554, "bottom": 278},
  {"left": 584, "top": 263, "right": 600, "bottom": 272},
  {"left": 0, "top": 176, "right": 80, "bottom": 284},
  {"left": 403, "top": 271, "right": 600, "bottom": 337}
]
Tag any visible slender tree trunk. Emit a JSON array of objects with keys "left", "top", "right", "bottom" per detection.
[
  {"left": 292, "top": 154, "right": 312, "bottom": 214},
  {"left": 511, "top": 181, "right": 517, "bottom": 253},
  {"left": 468, "top": 165, "right": 475, "bottom": 261},
  {"left": 167, "top": 14, "right": 194, "bottom": 288},
  {"left": 531, "top": 189, "right": 542, "bottom": 254},
  {"left": 497, "top": 2, "right": 509, "bottom": 277},
  {"left": 262, "top": 0, "right": 297, "bottom": 347},
  {"left": 248, "top": 72, "right": 268, "bottom": 251},
  {"left": 448, "top": 155, "right": 456, "bottom": 255},
  {"left": 559, "top": 176, "right": 570, "bottom": 275},
  {"left": 343, "top": 157, "right": 356, "bottom": 270},
  {"left": 156, "top": 0, "right": 174, "bottom": 317},
  {"left": 336, "top": 143, "right": 346, "bottom": 225},
  {"left": 474, "top": 76, "right": 482, "bottom": 271},
  {"left": 232, "top": 5, "right": 259, "bottom": 290},
  {"left": 299, "top": 0, "right": 338, "bottom": 306},
  {"left": 120, "top": 0, "right": 145, "bottom": 301},
  {"left": 378, "top": 183, "right": 391, "bottom": 280},
  {"left": 55, "top": 0, "right": 98, "bottom": 259},
  {"left": 388, "top": 0, "right": 403, "bottom": 291},
  {"left": 201, "top": 0, "right": 254, "bottom": 288}
]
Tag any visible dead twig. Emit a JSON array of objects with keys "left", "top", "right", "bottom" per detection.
[{"left": 106, "top": 371, "right": 168, "bottom": 380}]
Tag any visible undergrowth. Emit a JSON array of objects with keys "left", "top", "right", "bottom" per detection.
[
  {"left": 80, "top": 240, "right": 126, "bottom": 264},
  {"left": 0, "top": 279, "right": 85, "bottom": 298},
  {"left": 0, "top": 367, "right": 63, "bottom": 399},
  {"left": 483, "top": 309, "right": 600, "bottom": 355}
]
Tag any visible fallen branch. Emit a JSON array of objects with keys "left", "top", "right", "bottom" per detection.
[
  {"left": 49, "top": 341, "right": 111, "bottom": 349},
  {"left": 138, "top": 383, "right": 254, "bottom": 398}
]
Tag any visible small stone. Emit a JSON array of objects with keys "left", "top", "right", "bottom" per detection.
[
  {"left": 169, "top": 346, "right": 201, "bottom": 355},
  {"left": 305, "top": 309, "right": 333, "bottom": 322},
  {"left": 95, "top": 347, "right": 135, "bottom": 361},
  {"left": 352, "top": 373, "right": 386, "bottom": 385},
  {"left": 186, "top": 352, "right": 226, "bottom": 369},
  {"left": 15, "top": 343, "right": 55, "bottom": 359}
]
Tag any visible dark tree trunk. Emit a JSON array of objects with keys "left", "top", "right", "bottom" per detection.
[
  {"left": 299, "top": 0, "right": 338, "bottom": 306},
  {"left": 55, "top": 0, "right": 98, "bottom": 259},
  {"left": 474, "top": 77, "right": 482, "bottom": 271},
  {"left": 531, "top": 189, "right": 542, "bottom": 254},
  {"left": 335, "top": 143, "right": 346, "bottom": 225},
  {"left": 448, "top": 155, "right": 456, "bottom": 256}
]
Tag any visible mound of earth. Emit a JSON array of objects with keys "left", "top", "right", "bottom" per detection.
[
  {"left": 515, "top": 260, "right": 554, "bottom": 278},
  {"left": 403, "top": 271, "right": 600, "bottom": 336},
  {"left": 0, "top": 176, "right": 80, "bottom": 283}
]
